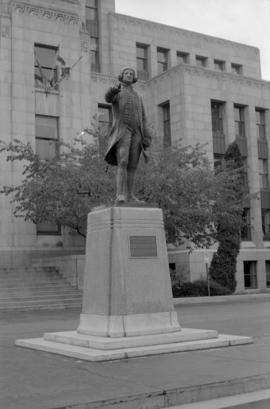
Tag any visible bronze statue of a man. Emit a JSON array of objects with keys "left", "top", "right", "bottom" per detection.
[{"left": 104, "top": 67, "right": 153, "bottom": 204}]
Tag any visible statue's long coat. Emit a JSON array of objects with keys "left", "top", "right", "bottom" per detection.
[{"left": 104, "top": 85, "right": 153, "bottom": 166}]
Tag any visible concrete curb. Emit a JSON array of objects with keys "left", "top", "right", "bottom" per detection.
[
  {"left": 173, "top": 292, "right": 270, "bottom": 305},
  {"left": 50, "top": 373, "right": 270, "bottom": 409}
]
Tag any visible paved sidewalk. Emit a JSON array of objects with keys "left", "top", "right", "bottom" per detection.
[{"left": 1, "top": 294, "right": 270, "bottom": 409}]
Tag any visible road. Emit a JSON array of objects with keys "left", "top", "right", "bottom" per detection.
[{"left": 0, "top": 296, "right": 269, "bottom": 409}]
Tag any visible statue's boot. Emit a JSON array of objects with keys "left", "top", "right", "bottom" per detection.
[
  {"left": 115, "top": 194, "right": 126, "bottom": 204},
  {"left": 127, "top": 169, "right": 145, "bottom": 204}
]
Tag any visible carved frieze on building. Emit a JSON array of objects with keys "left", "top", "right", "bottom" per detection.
[{"left": 11, "top": 2, "right": 80, "bottom": 25}]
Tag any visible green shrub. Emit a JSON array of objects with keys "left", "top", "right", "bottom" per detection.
[
  {"left": 172, "top": 279, "right": 232, "bottom": 298},
  {"left": 209, "top": 141, "right": 245, "bottom": 293}
]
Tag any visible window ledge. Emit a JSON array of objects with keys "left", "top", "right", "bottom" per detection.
[{"left": 263, "top": 241, "right": 270, "bottom": 247}]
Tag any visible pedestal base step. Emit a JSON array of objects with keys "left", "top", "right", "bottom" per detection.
[{"left": 15, "top": 328, "right": 253, "bottom": 362}]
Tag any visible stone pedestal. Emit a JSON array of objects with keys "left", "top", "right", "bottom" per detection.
[
  {"left": 15, "top": 207, "right": 253, "bottom": 361},
  {"left": 78, "top": 206, "right": 180, "bottom": 337}
]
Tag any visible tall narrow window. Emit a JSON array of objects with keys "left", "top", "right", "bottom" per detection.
[
  {"left": 256, "top": 109, "right": 266, "bottom": 139},
  {"left": 98, "top": 104, "right": 112, "bottom": 153},
  {"left": 262, "top": 209, "right": 270, "bottom": 240},
  {"left": 34, "top": 44, "right": 58, "bottom": 90},
  {"left": 35, "top": 115, "right": 58, "bottom": 160},
  {"left": 159, "top": 101, "right": 171, "bottom": 147},
  {"left": 98, "top": 104, "right": 112, "bottom": 131},
  {"left": 244, "top": 261, "right": 257, "bottom": 289},
  {"left": 213, "top": 154, "right": 224, "bottom": 173},
  {"left": 241, "top": 208, "right": 251, "bottom": 240},
  {"left": 90, "top": 37, "right": 99, "bottom": 72},
  {"left": 266, "top": 261, "right": 270, "bottom": 287},
  {"left": 35, "top": 115, "right": 60, "bottom": 235},
  {"left": 234, "top": 104, "right": 247, "bottom": 157},
  {"left": 136, "top": 44, "right": 149, "bottom": 80},
  {"left": 234, "top": 105, "right": 245, "bottom": 138},
  {"left": 86, "top": 0, "right": 100, "bottom": 72},
  {"left": 85, "top": 0, "right": 98, "bottom": 26},
  {"left": 211, "top": 101, "right": 225, "bottom": 155},
  {"left": 157, "top": 47, "right": 169, "bottom": 74},
  {"left": 177, "top": 51, "right": 189, "bottom": 64},
  {"left": 259, "top": 159, "right": 269, "bottom": 189}
]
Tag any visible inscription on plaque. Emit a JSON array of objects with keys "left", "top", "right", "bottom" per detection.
[{"left": 129, "top": 236, "right": 157, "bottom": 258}]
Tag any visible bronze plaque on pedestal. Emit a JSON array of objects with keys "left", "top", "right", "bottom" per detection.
[{"left": 129, "top": 236, "right": 157, "bottom": 258}]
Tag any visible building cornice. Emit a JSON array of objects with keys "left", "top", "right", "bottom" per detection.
[
  {"left": 10, "top": 1, "right": 80, "bottom": 25},
  {"left": 149, "top": 64, "right": 270, "bottom": 90},
  {"left": 111, "top": 13, "right": 259, "bottom": 54}
]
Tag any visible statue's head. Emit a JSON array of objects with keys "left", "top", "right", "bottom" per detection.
[{"left": 118, "top": 67, "right": 138, "bottom": 84}]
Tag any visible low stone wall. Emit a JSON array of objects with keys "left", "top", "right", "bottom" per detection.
[
  {"left": 32, "top": 255, "right": 85, "bottom": 290},
  {"left": 31, "top": 245, "right": 270, "bottom": 293}
]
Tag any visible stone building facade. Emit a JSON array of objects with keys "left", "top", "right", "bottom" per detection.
[{"left": 0, "top": 0, "right": 269, "bottom": 292}]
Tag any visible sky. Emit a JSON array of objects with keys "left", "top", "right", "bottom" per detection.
[{"left": 115, "top": 0, "right": 270, "bottom": 81}]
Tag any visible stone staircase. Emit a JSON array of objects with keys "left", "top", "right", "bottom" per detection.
[{"left": 0, "top": 266, "right": 83, "bottom": 311}]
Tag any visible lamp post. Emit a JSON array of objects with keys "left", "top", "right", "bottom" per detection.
[{"left": 204, "top": 253, "right": 210, "bottom": 296}]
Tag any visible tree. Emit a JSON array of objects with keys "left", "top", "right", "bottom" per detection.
[
  {"left": 209, "top": 141, "right": 246, "bottom": 293},
  {"left": 0, "top": 129, "right": 243, "bottom": 248},
  {"left": 0, "top": 125, "right": 115, "bottom": 238}
]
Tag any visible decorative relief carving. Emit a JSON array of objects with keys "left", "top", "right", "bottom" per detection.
[{"left": 12, "top": 2, "right": 79, "bottom": 25}]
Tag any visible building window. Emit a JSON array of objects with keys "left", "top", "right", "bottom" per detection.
[
  {"left": 213, "top": 153, "right": 224, "bottom": 173},
  {"left": 234, "top": 105, "right": 246, "bottom": 138},
  {"left": 97, "top": 104, "right": 112, "bottom": 152},
  {"left": 34, "top": 44, "right": 58, "bottom": 90},
  {"left": 98, "top": 104, "right": 112, "bottom": 130},
  {"left": 211, "top": 101, "right": 226, "bottom": 155},
  {"left": 266, "top": 261, "right": 270, "bottom": 287},
  {"left": 259, "top": 159, "right": 269, "bottom": 189},
  {"left": 234, "top": 104, "right": 248, "bottom": 156},
  {"left": 177, "top": 51, "right": 189, "bottom": 64},
  {"left": 35, "top": 115, "right": 58, "bottom": 160},
  {"left": 86, "top": 0, "right": 99, "bottom": 72},
  {"left": 256, "top": 109, "right": 266, "bottom": 139},
  {"left": 85, "top": 0, "right": 98, "bottom": 24},
  {"left": 196, "top": 55, "right": 208, "bottom": 67},
  {"left": 231, "top": 63, "right": 243, "bottom": 75},
  {"left": 211, "top": 101, "right": 224, "bottom": 135},
  {"left": 157, "top": 47, "right": 169, "bottom": 74},
  {"left": 262, "top": 209, "right": 270, "bottom": 240},
  {"left": 159, "top": 101, "right": 171, "bottom": 147},
  {"left": 36, "top": 222, "right": 61, "bottom": 236},
  {"left": 241, "top": 208, "right": 251, "bottom": 240},
  {"left": 136, "top": 43, "right": 149, "bottom": 80},
  {"left": 35, "top": 115, "right": 60, "bottom": 235},
  {"left": 244, "top": 261, "right": 257, "bottom": 289},
  {"left": 214, "top": 59, "right": 225, "bottom": 71},
  {"left": 90, "top": 36, "right": 99, "bottom": 72}
]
